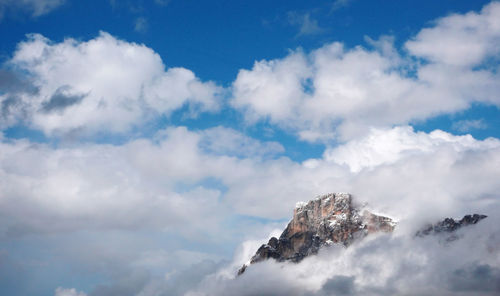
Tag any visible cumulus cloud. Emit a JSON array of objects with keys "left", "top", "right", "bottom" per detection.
[
  {"left": 0, "top": 69, "right": 38, "bottom": 94},
  {"left": 0, "top": 0, "right": 65, "bottom": 19},
  {"left": 323, "top": 126, "right": 498, "bottom": 172},
  {"left": 406, "top": 3, "right": 500, "bottom": 67},
  {"left": 0, "top": 69, "right": 39, "bottom": 127},
  {"left": 211, "top": 124, "right": 500, "bottom": 222},
  {"left": 0, "top": 125, "right": 289, "bottom": 238},
  {"left": 1, "top": 125, "right": 499, "bottom": 236},
  {"left": 0, "top": 129, "right": 218, "bottom": 237},
  {"left": 0, "top": 32, "right": 222, "bottom": 136},
  {"left": 232, "top": 2, "right": 500, "bottom": 142}
]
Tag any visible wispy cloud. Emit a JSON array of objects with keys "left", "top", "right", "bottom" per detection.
[
  {"left": 0, "top": 0, "right": 65, "bottom": 19},
  {"left": 331, "top": 0, "right": 354, "bottom": 12},
  {"left": 154, "top": 0, "right": 170, "bottom": 6},
  {"left": 287, "top": 12, "right": 325, "bottom": 37},
  {"left": 134, "top": 16, "right": 148, "bottom": 33},
  {"left": 452, "top": 119, "right": 488, "bottom": 133}
]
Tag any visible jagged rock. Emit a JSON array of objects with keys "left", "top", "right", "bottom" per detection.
[
  {"left": 416, "top": 214, "right": 487, "bottom": 241},
  {"left": 238, "top": 193, "right": 396, "bottom": 275}
]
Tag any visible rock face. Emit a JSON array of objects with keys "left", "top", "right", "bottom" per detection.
[
  {"left": 416, "top": 214, "right": 487, "bottom": 240},
  {"left": 238, "top": 193, "right": 396, "bottom": 275}
]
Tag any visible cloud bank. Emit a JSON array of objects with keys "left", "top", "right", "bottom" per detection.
[
  {"left": 2, "top": 125, "right": 499, "bottom": 238},
  {"left": 1, "top": 125, "right": 499, "bottom": 296}
]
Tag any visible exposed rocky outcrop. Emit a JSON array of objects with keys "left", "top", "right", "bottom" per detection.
[
  {"left": 238, "top": 193, "right": 395, "bottom": 275},
  {"left": 416, "top": 214, "right": 487, "bottom": 241}
]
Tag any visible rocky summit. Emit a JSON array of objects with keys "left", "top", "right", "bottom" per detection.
[
  {"left": 416, "top": 214, "right": 488, "bottom": 241},
  {"left": 238, "top": 193, "right": 396, "bottom": 275}
]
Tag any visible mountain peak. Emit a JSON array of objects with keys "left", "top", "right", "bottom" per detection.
[{"left": 238, "top": 193, "right": 395, "bottom": 275}]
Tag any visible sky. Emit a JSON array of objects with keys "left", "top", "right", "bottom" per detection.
[{"left": 0, "top": 1, "right": 499, "bottom": 295}]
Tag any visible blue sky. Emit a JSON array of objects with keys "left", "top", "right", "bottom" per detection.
[{"left": 1, "top": 1, "right": 500, "bottom": 295}]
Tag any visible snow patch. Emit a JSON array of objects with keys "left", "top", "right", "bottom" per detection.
[{"left": 296, "top": 201, "right": 308, "bottom": 209}]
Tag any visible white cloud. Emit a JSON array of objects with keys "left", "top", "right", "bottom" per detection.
[
  {"left": 232, "top": 2, "right": 500, "bottom": 142},
  {"left": 2, "top": 125, "right": 499, "bottom": 236},
  {"left": 54, "top": 287, "right": 87, "bottom": 296},
  {"left": 0, "top": 0, "right": 65, "bottom": 19},
  {"left": 406, "top": 2, "right": 500, "bottom": 67},
  {"left": 1, "top": 32, "right": 222, "bottom": 136},
  {"left": 323, "top": 126, "right": 498, "bottom": 172},
  {"left": 230, "top": 126, "right": 500, "bottom": 223},
  {"left": 200, "top": 126, "right": 284, "bottom": 158},
  {"left": 0, "top": 126, "right": 288, "bottom": 238},
  {"left": 232, "top": 51, "right": 311, "bottom": 124},
  {"left": 1, "top": 125, "right": 500, "bottom": 294},
  {"left": 0, "top": 135, "right": 218, "bottom": 238}
]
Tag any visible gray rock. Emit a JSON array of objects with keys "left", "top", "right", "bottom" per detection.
[{"left": 416, "top": 214, "right": 487, "bottom": 241}]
